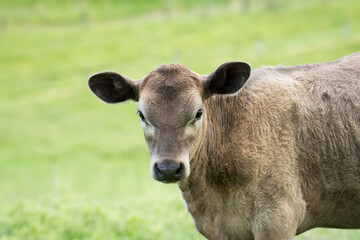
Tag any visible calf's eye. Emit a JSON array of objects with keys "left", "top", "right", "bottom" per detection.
[
  {"left": 138, "top": 111, "right": 146, "bottom": 122},
  {"left": 194, "top": 109, "right": 203, "bottom": 121}
]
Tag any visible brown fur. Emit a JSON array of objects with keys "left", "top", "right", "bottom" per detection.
[{"left": 89, "top": 52, "right": 360, "bottom": 240}]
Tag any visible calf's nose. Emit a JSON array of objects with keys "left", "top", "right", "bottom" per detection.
[{"left": 154, "top": 159, "right": 183, "bottom": 183}]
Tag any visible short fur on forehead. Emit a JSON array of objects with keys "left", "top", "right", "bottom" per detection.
[
  {"left": 140, "top": 63, "right": 203, "bottom": 93},
  {"left": 138, "top": 64, "right": 204, "bottom": 128}
]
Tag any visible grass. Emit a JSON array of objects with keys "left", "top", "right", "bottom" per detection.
[{"left": 1, "top": 0, "right": 360, "bottom": 239}]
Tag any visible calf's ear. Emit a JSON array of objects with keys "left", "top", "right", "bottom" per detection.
[
  {"left": 88, "top": 71, "right": 139, "bottom": 103},
  {"left": 203, "top": 61, "right": 251, "bottom": 99}
]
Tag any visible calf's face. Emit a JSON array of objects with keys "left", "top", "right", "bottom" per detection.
[{"left": 88, "top": 62, "right": 251, "bottom": 183}]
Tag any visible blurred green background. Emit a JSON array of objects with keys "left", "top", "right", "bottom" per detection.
[{"left": 0, "top": 0, "right": 359, "bottom": 239}]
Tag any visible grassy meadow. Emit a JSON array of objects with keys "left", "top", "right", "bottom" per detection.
[{"left": 1, "top": 0, "right": 360, "bottom": 239}]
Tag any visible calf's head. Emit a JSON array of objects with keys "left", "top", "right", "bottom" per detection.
[{"left": 89, "top": 62, "right": 251, "bottom": 183}]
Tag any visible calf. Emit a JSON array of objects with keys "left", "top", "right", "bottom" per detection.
[{"left": 89, "top": 52, "right": 360, "bottom": 240}]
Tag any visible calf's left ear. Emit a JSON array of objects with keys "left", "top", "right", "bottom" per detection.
[
  {"left": 88, "top": 71, "right": 139, "bottom": 103},
  {"left": 203, "top": 61, "right": 251, "bottom": 99}
]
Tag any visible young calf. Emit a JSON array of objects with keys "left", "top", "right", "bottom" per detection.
[{"left": 89, "top": 52, "right": 360, "bottom": 240}]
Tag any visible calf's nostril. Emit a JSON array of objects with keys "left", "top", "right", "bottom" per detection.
[
  {"left": 154, "top": 163, "right": 163, "bottom": 178},
  {"left": 175, "top": 163, "right": 183, "bottom": 176}
]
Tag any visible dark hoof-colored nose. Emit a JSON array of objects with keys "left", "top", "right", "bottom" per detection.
[{"left": 154, "top": 159, "right": 183, "bottom": 183}]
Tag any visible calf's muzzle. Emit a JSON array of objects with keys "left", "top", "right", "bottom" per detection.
[{"left": 154, "top": 159, "right": 184, "bottom": 183}]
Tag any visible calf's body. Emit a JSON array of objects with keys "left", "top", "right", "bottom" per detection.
[{"left": 89, "top": 52, "right": 360, "bottom": 240}]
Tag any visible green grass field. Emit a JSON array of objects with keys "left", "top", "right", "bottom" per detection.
[{"left": 1, "top": 0, "right": 360, "bottom": 239}]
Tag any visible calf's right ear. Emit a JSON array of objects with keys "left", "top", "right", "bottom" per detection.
[
  {"left": 88, "top": 71, "right": 139, "bottom": 103},
  {"left": 203, "top": 61, "right": 251, "bottom": 99}
]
